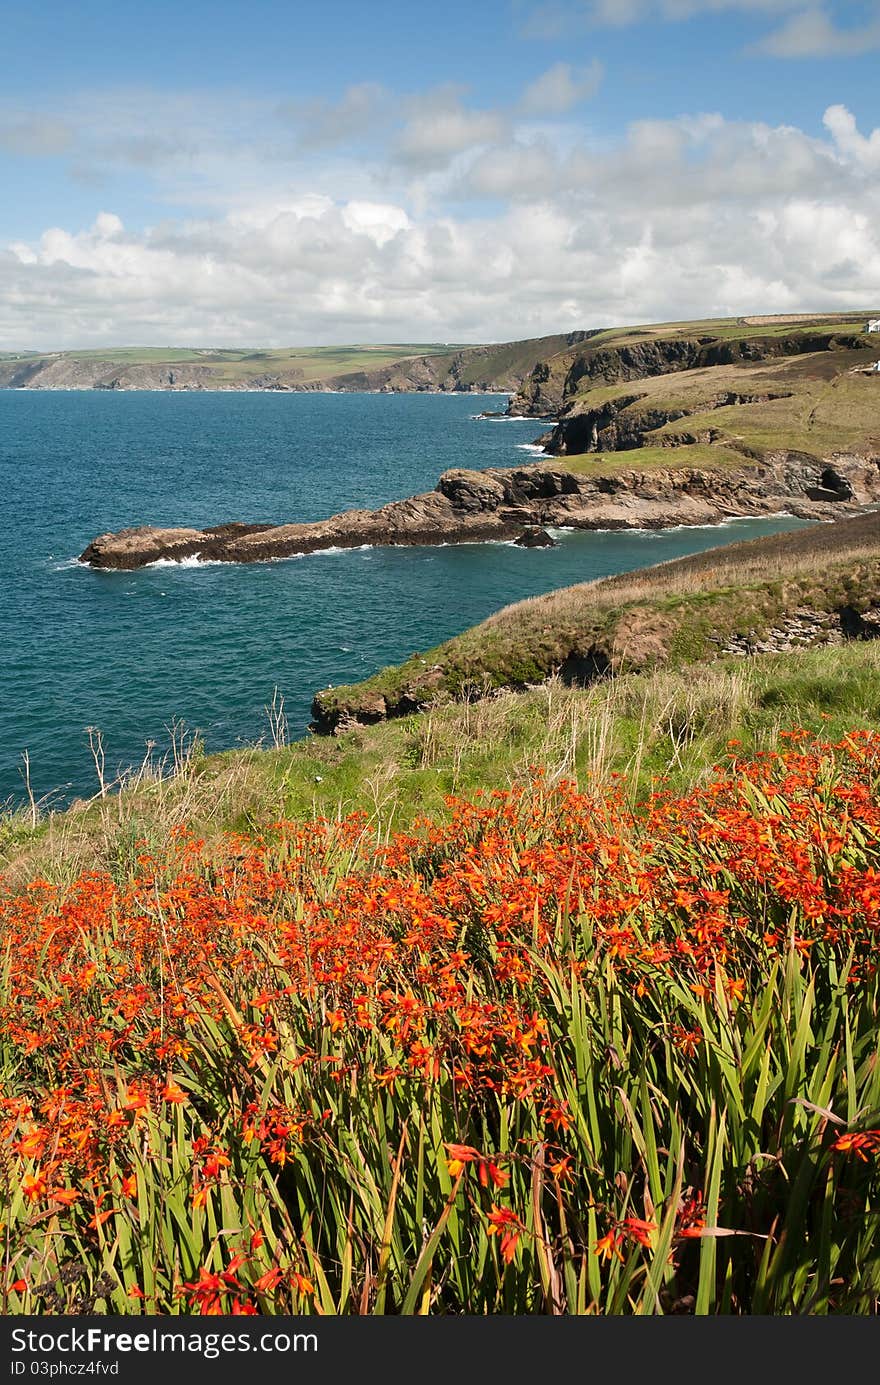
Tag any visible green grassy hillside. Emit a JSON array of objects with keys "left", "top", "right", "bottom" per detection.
[
  {"left": 313, "top": 511, "right": 880, "bottom": 729},
  {"left": 547, "top": 335, "right": 880, "bottom": 474}
]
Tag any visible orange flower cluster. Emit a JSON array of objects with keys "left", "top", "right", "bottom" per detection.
[{"left": 1, "top": 731, "right": 879, "bottom": 1312}]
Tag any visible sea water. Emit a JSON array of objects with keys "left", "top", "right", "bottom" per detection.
[{"left": 0, "top": 390, "right": 809, "bottom": 806}]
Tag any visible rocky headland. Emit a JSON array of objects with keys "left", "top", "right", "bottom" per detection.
[
  {"left": 80, "top": 449, "right": 880, "bottom": 570},
  {"left": 76, "top": 314, "right": 880, "bottom": 570}
]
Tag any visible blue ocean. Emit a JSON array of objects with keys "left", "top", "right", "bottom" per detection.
[{"left": 0, "top": 390, "right": 809, "bottom": 807}]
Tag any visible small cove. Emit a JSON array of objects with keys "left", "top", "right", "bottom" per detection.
[{"left": 0, "top": 389, "right": 810, "bottom": 806}]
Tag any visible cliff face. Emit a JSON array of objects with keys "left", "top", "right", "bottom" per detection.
[
  {"left": 0, "top": 357, "right": 244, "bottom": 391},
  {"left": 506, "top": 330, "right": 872, "bottom": 418},
  {"left": 80, "top": 448, "right": 880, "bottom": 571}
]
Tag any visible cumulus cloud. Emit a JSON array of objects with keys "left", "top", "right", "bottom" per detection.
[
  {"left": 3, "top": 103, "right": 879, "bottom": 350},
  {"left": 520, "top": 60, "right": 604, "bottom": 113},
  {"left": 823, "top": 102, "right": 880, "bottom": 167}
]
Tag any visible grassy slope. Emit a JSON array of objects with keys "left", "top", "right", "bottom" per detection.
[
  {"left": 558, "top": 443, "right": 749, "bottom": 474},
  {"left": 314, "top": 512, "right": 880, "bottom": 722},
  {"left": 5, "top": 633, "right": 880, "bottom": 890},
  {"left": 553, "top": 345, "right": 880, "bottom": 476}
]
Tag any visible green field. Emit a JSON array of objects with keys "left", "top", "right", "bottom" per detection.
[{"left": 37, "top": 343, "right": 465, "bottom": 378}]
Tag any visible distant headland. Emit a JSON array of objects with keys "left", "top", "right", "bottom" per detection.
[{"left": 76, "top": 312, "right": 880, "bottom": 569}]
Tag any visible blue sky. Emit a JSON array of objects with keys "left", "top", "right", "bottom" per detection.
[{"left": 1, "top": 0, "right": 878, "bottom": 346}]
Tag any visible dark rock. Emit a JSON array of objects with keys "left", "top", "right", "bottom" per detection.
[{"left": 514, "top": 527, "right": 557, "bottom": 548}]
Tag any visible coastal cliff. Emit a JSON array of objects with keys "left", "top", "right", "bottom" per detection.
[
  {"left": 0, "top": 331, "right": 592, "bottom": 395},
  {"left": 78, "top": 313, "right": 880, "bottom": 570}
]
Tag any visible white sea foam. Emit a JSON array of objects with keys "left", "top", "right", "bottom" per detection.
[
  {"left": 145, "top": 553, "right": 227, "bottom": 568},
  {"left": 471, "top": 414, "right": 555, "bottom": 424},
  {"left": 515, "top": 443, "right": 547, "bottom": 455},
  {"left": 310, "top": 543, "right": 374, "bottom": 556},
  {"left": 583, "top": 513, "right": 807, "bottom": 536}
]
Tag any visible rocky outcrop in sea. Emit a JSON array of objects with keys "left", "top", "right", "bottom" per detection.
[{"left": 80, "top": 450, "right": 880, "bottom": 570}]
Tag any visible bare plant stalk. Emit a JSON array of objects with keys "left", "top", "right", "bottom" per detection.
[
  {"left": 85, "top": 727, "right": 108, "bottom": 798},
  {"left": 265, "top": 687, "right": 289, "bottom": 749},
  {"left": 19, "top": 750, "right": 37, "bottom": 829}
]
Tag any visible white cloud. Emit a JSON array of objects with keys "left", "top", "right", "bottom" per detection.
[
  {"left": 284, "top": 83, "right": 392, "bottom": 150},
  {"left": 823, "top": 102, "right": 880, "bottom": 168},
  {"left": 519, "top": 0, "right": 880, "bottom": 55},
  {"left": 520, "top": 0, "right": 808, "bottom": 34},
  {"left": 754, "top": 5, "right": 880, "bottom": 55},
  {"left": 394, "top": 90, "right": 509, "bottom": 170},
  {"left": 2, "top": 104, "right": 879, "bottom": 350},
  {"left": 520, "top": 60, "right": 604, "bottom": 113}
]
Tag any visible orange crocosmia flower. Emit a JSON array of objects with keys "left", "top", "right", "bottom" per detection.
[
  {"left": 88, "top": 1208, "right": 119, "bottom": 1231},
  {"left": 621, "top": 1216, "right": 656, "bottom": 1248},
  {"left": 202, "top": 1152, "right": 231, "bottom": 1179},
  {"left": 16, "top": 1131, "right": 44, "bottom": 1159},
  {"left": 121, "top": 1086, "right": 149, "bottom": 1111},
  {"left": 478, "top": 1160, "right": 508, "bottom": 1190},
  {"left": 292, "top": 1274, "right": 315, "bottom": 1296},
  {"left": 10, "top": 1280, "right": 28, "bottom": 1294},
  {"left": 127, "top": 1285, "right": 146, "bottom": 1300},
  {"left": 253, "top": 1267, "right": 284, "bottom": 1293},
  {"left": 121, "top": 1175, "right": 138, "bottom": 1198},
  {"left": 832, "top": 1130, "right": 880, "bottom": 1161},
  {"left": 249, "top": 1231, "right": 265, "bottom": 1252},
  {"left": 21, "top": 1171, "right": 47, "bottom": 1203},
  {"left": 160, "top": 1079, "right": 188, "bottom": 1104},
  {"left": 51, "top": 1187, "right": 80, "bottom": 1207},
  {"left": 486, "top": 1205, "right": 521, "bottom": 1264},
  {"left": 444, "top": 1142, "right": 480, "bottom": 1176},
  {"left": 594, "top": 1230, "right": 624, "bottom": 1263}
]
